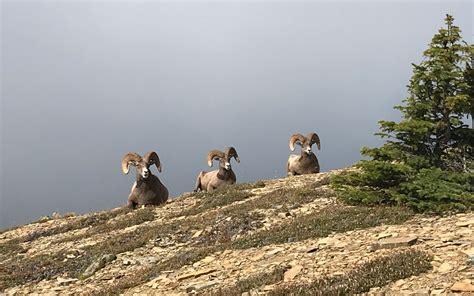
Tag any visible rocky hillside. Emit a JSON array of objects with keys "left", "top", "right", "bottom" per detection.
[{"left": 0, "top": 168, "right": 473, "bottom": 295}]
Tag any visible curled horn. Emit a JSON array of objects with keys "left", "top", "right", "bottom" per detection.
[
  {"left": 144, "top": 151, "right": 162, "bottom": 173},
  {"left": 207, "top": 150, "right": 226, "bottom": 167},
  {"left": 289, "top": 134, "right": 306, "bottom": 151},
  {"left": 307, "top": 133, "right": 321, "bottom": 150},
  {"left": 121, "top": 152, "right": 142, "bottom": 174},
  {"left": 226, "top": 147, "right": 240, "bottom": 163}
]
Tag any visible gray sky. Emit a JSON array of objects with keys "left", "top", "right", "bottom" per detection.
[{"left": 1, "top": 0, "right": 472, "bottom": 229}]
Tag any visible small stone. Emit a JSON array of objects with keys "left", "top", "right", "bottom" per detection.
[
  {"left": 82, "top": 254, "right": 116, "bottom": 278},
  {"left": 371, "top": 236, "right": 418, "bottom": 250},
  {"left": 430, "top": 289, "right": 445, "bottom": 295},
  {"left": 284, "top": 265, "right": 303, "bottom": 282},
  {"left": 177, "top": 268, "right": 217, "bottom": 281},
  {"left": 437, "top": 262, "right": 453, "bottom": 273},
  {"left": 201, "top": 256, "right": 215, "bottom": 264},
  {"left": 66, "top": 254, "right": 76, "bottom": 259},
  {"left": 250, "top": 252, "right": 265, "bottom": 261},
  {"left": 450, "top": 281, "right": 474, "bottom": 292},
  {"left": 377, "top": 232, "right": 392, "bottom": 239},
  {"left": 462, "top": 247, "right": 474, "bottom": 256},
  {"left": 185, "top": 280, "right": 220, "bottom": 293},
  {"left": 192, "top": 230, "right": 203, "bottom": 238},
  {"left": 56, "top": 277, "right": 78, "bottom": 286},
  {"left": 455, "top": 220, "right": 473, "bottom": 227},
  {"left": 266, "top": 247, "right": 284, "bottom": 257}
]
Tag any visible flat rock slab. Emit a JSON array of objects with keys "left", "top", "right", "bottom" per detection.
[
  {"left": 284, "top": 265, "right": 303, "bottom": 282},
  {"left": 451, "top": 281, "right": 474, "bottom": 292},
  {"left": 177, "top": 268, "right": 217, "bottom": 281},
  {"left": 371, "top": 236, "right": 418, "bottom": 251}
]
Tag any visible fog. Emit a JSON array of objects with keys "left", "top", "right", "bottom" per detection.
[{"left": 1, "top": 0, "right": 472, "bottom": 228}]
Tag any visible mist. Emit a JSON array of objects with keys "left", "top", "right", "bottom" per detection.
[{"left": 1, "top": 0, "right": 472, "bottom": 228}]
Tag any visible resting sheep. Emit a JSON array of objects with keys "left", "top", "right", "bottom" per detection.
[
  {"left": 121, "top": 151, "right": 169, "bottom": 208},
  {"left": 194, "top": 147, "right": 240, "bottom": 192},
  {"left": 287, "top": 133, "right": 321, "bottom": 176}
]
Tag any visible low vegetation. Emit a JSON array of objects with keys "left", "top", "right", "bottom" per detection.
[
  {"left": 177, "top": 181, "right": 266, "bottom": 217},
  {"left": 269, "top": 249, "right": 432, "bottom": 295},
  {"left": 231, "top": 205, "right": 414, "bottom": 249},
  {"left": 211, "top": 266, "right": 288, "bottom": 296}
]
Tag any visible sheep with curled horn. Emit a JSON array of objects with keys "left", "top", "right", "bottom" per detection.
[
  {"left": 194, "top": 147, "right": 240, "bottom": 192},
  {"left": 287, "top": 133, "right": 321, "bottom": 176},
  {"left": 122, "top": 151, "right": 169, "bottom": 208}
]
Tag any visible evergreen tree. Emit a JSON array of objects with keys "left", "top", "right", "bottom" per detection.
[
  {"left": 372, "top": 15, "right": 473, "bottom": 170},
  {"left": 332, "top": 15, "right": 474, "bottom": 212}
]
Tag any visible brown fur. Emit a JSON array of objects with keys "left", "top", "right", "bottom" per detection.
[
  {"left": 194, "top": 147, "right": 240, "bottom": 192},
  {"left": 122, "top": 151, "right": 169, "bottom": 208},
  {"left": 287, "top": 133, "right": 321, "bottom": 176}
]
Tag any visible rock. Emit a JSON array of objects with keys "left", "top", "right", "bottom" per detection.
[
  {"left": 450, "top": 281, "right": 474, "bottom": 292},
  {"left": 185, "top": 280, "right": 220, "bottom": 293},
  {"left": 201, "top": 256, "right": 215, "bottom": 264},
  {"left": 377, "top": 232, "right": 393, "bottom": 239},
  {"left": 467, "top": 256, "right": 474, "bottom": 265},
  {"left": 266, "top": 247, "right": 284, "bottom": 257},
  {"left": 250, "top": 252, "right": 265, "bottom": 261},
  {"left": 192, "top": 230, "right": 203, "bottom": 238},
  {"left": 437, "top": 262, "right": 453, "bottom": 273},
  {"left": 462, "top": 247, "right": 474, "bottom": 256},
  {"left": 177, "top": 268, "right": 217, "bottom": 281},
  {"left": 56, "top": 277, "right": 78, "bottom": 286},
  {"left": 318, "top": 237, "right": 339, "bottom": 245},
  {"left": 455, "top": 220, "right": 473, "bottom": 227},
  {"left": 66, "top": 254, "right": 76, "bottom": 259},
  {"left": 371, "top": 236, "right": 417, "bottom": 250},
  {"left": 82, "top": 254, "right": 117, "bottom": 278},
  {"left": 284, "top": 265, "right": 303, "bottom": 282},
  {"left": 430, "top": 289, "right": 445, "bottom": 295}
]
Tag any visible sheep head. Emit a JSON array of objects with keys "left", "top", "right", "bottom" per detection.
[
  {"left": 289, "top": 133, "right": 321, "bottom": 155},
  {"left": 207, "top": 147, "right": 240, "bottom": 170},
  {"left": 122, "top": 151, "right": 162, "bottom": 179}
]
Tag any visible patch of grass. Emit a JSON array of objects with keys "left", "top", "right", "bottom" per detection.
[
  {"left": 0, "top": 211, "right": 174, "bottom": 290},
  {"left": 0, "top": 207, "right": 133, "bottom": 262},
  {"left": 0, "top": 205, "right": 263, "bottom": 290},
  {"left": 210, "top": 266, "right": 287, "bottom": 296},
  {"left": 269, "top": 249, "right": 432, "bottom": 295},
  {"left": 54, "top": 207, "right": 156, "bottom": 244},
  {"left": 94, "top": 245, "right": 226, "bottom": 295},
  {"left": 177, "top": 182, "right": 266, "bottom": 217},
  {"left": 194, "top": 212, "right": 264, "bottom": 246},
  {"left": 231, "top": 205, "right": 414, "bottom": 249}
]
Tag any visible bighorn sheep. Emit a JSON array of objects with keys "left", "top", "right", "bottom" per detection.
[
  {"left": 194, "top": 147, "right": 240, "bottom": 192},
  {"left": 287, "top": 133, "right": 321, "bottom": 176},
  {"left": 121, "top": 151, "right": 169, "bottom": 208}
]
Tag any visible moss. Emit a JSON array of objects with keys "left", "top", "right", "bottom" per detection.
[{"left": 269, "top": 249, "right": 432, "bottom": 295}]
